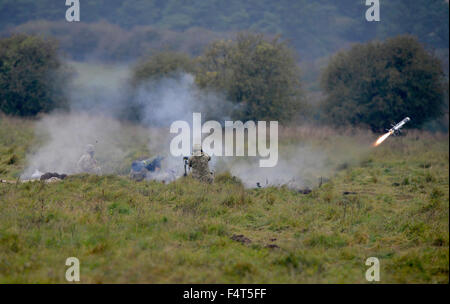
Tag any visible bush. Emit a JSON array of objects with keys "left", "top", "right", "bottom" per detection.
[
  {"left": 0, "top": 34, "right": 70, "bottom": 116},
  {"left": 321, "top": 35, "right": 446, "bottom": 131},
  {"left": 215, "top": 171, "right": 243, "bottom": 186},
  {"left": 131, "top": 51, "right": 196, "bottom": 86},
  {"left": 196, "top": 33, "right": 304, "bottom": 123}
]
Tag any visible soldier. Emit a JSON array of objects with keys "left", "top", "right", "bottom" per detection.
[
  {"left": 77, "top": 144, "right": 101, "bottom": 174},
  {"left": 129, "top": 160, "right": 148, "bottom": 181},
  {"left": 129, "top": 156, "right": 165, "bottom": 181},
  {"left": 188, "top": 144, "right": 214, "bottom": 184}
]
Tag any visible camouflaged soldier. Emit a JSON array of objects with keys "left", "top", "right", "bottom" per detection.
[
  {"left": 129, "top": 156, "right": 165, "bottom": 182},
  {"left": 77, "top": 144, "right": 101, "bottom": 174},
  {"left": 129, "top": 161, "right": 148, "bottom": 181},
  {"left": 188, "top": 144, "right": 213, "bottom": 184}
]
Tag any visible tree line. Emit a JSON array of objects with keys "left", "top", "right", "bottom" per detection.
[
  {"left": 1, "top": 0, "right": 448, "bottom": 61},
  {"left": 0, "top": 33, "right": 447, "bottom": 131}
]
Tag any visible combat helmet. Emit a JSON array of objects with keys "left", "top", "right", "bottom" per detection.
[
  {"left": 86, "top": 144, "right": 95, "bottom": 154},
  {"left": 192, "top": 143, "right": 202, "bottom": 156}
]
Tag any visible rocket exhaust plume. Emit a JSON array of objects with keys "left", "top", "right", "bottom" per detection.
[{"left": 373, "top": 131, "right": 393, "bottom": 147}]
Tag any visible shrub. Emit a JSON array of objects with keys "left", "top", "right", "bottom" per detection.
[
  {"left": 0, "top": 35, "right": 69, "bottom": 116},
  {"left": 0, "top": 34, "right": 71, "bottom": 116},
  {"left": 131, "top": 51, "right": 195, "bottom": 86},
  {"left": 196, "top": 33, "right": 304, "bottom": 123},
  {"left": 215, "top": 171, "right": 243, "bottom": 186},
  {"left": 321, "top": 35, "right": 446, "bottom": 131}
]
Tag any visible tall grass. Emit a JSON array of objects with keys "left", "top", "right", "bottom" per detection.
[{"left": 0, "top": 116, "right": 448, "bottom": 283}]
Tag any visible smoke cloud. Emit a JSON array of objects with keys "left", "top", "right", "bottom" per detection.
[
  {"left": 21, "top": 61, "right": 372, "bottom": 189},
  {"left": 21, "top": 62, "right": 233, "bottom": 179},
  {"left": 213, "top": 135, "right": 371, "bottom": 189},
  {"left": 21, "top": 112, "right": 128, "bottom": 178}
]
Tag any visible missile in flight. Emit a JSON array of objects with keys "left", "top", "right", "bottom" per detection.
[
  {"left": 388, "top": 117, "right": 411, "bottom": 135},
  {"left": 373, "top": 117, "right": 411, "bottom": 147}
]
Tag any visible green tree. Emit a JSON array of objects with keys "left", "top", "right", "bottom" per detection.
[
  {"left": 0, "top": 34, "right": 70, "bottom": 116},
  {"left": 321, "top": 35, "right": 446, "bottom": 131},
  {"left": 124, "top": 51, "right": 196, "bottom": 123},
  {"left": 2, "top": 1, "right": 447, "bottom": 63},
  {"left": 131, "top": 51, "right": 195, "bottom": 86},
  {"left": 196, "top": 33, "right": 304, "bottom": 122}
]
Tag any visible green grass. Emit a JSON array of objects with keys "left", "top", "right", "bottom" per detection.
[{"left": 0, "top": 116, "right": 448, "bottom": 283}]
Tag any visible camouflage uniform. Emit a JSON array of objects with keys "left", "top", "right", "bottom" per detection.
[
  {"left": 129, "top": 156, "right": 165, "bottom": 182},
  {"left": 188, "top": 151, "right": 213, "bottom": 184},
  {"left": 77, "top": 145, "right": 101, "bottom": 174},
  {"left": 129, "top": 167, "right": 148, "bottom": 181}
]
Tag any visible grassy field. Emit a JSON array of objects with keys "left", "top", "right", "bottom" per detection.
[{"left": 0, "top": 116, "right": 448, "bottom": 283}]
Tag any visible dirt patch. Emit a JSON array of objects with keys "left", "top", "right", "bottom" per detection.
[
  {"left": 343, "top": 191, "right": 357, "bottom": 195},
  {"left": 265, "top": 244, "right": 280, "bottom": 249},
  {"left": 231, "top": 234, "right": 252, "bottom": 244},
  {"left": 298, "top": 189, "right": 312, "bottom": 194},
  {"left": 40, "top": 172, "right": 67, "bottom": 181}
]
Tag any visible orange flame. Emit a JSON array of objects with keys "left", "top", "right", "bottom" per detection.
[{"left": 373, "top": 131, "right": 393, "bottom": 147}]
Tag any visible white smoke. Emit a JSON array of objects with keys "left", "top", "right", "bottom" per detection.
[
  {"left": 21, "top": 61, "right": 370, "bottom": 188},
  {"left": 20, "top": 112, "right": 128, "bottom": 178},
  {"left": 212, "top": 144, "right": 331, "bottom": 189},
  {"left": 135, "top": 74, "right": 233, "bottom": 126},
  {"left": 20, "top": 62, "right": 233, "bottom": 180}
]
